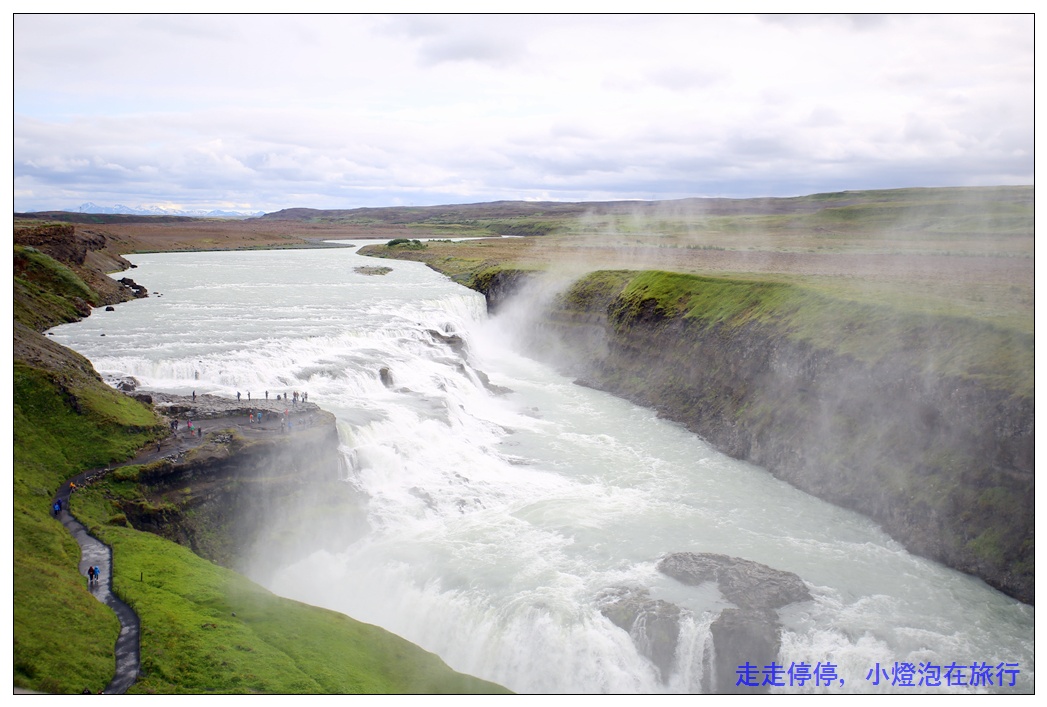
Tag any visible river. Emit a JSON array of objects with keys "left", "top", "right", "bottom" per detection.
[{"left": 47, "top": 244, "right": 1034, "bottom": 694}]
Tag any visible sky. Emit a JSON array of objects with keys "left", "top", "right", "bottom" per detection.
[{"left": 12, "top": 12, "right": 1035, "bottom": 214}]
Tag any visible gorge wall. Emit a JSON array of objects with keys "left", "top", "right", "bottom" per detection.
[
  {"left": 472, "top": 269, "right": 1034, "bottom": 605},
  {"left": 118, "top": 413, "right": 361, "bottom": 583}
]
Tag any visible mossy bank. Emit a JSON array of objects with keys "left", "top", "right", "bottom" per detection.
[{"left": 466, "top": 267, "right": 1033, "bottom": 605}]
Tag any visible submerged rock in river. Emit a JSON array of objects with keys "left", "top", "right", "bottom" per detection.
[
  {"left": 658, "top": 552, "right": 811, "bottom": 610},
  {"left": 657, "top": 552, "right": 812, "bottom": 693},
  {"left": 598, "top": 587, "right": 682, "bottom": 683}
]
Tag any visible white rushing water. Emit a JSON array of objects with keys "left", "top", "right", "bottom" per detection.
[{"left": 48, "top": 244, "right": 1034, "bottom": 694}]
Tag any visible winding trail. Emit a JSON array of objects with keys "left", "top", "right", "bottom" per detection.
[
  {"left": 52, "top": 497, "right": 140, "bottom": 695},
  {"left": 51, "top": 392, "right": 320, "bottom": 694}
]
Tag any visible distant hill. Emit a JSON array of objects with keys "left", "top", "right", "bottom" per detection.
[
  {"left": 258, "top": 185, "right": 1031, "bottom": 225},
  {"left": 258, "top": 196, "right": 839, "bottom": 223},
  {"left": 17, "top": 185, "right": 1031, "bottom": 230}
]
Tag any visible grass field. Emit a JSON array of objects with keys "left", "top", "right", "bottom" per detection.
[{"left": 347, "top": 186, "right": 1033, "bottom": 333}]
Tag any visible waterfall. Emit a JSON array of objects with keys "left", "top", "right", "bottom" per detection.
[{"left": 48, "top": 245, "right": 1034, "bottom": 694}]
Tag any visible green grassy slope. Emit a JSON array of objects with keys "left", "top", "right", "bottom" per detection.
[{"left": 13, "top": 359, "right": 165, "bottom": 693}]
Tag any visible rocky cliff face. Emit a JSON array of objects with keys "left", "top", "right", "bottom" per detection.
[
  {"left": 474, "top": 269, "right": 1034, "bottom": 604},
  {"left": 14, "top": 223, "right": 148, "bottom": 309},
  {"left": 120, "top": 413, "right": 362, "bottom": 582}
]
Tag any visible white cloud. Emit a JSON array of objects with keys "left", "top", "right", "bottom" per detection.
[{"left": 12, "top": 13, "right": 1034, "bottom": 212}]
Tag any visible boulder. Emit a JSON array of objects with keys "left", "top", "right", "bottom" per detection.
[
  {"left": 708, "top": 608, "right": 781, "bottom": 694},
  {"left": 657, "top": 552, "right": 811, "bottom": 610},
  {"left": 599, "top": 587, "right": 681, "bottom": 683},
  {"left": 118, "top": 277, "right": 149, "bottom": 298},
  {"left": 658, "top": 552, "right": 812, "bottom": 694}
]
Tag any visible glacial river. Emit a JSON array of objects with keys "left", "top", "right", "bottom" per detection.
[{"left": 48, "top": 244, "right": 1034, "bottom": 694}]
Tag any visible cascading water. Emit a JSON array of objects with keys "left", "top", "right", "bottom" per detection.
[{"left": 48, "top": 244, "right": 1034, "bottom": 694}]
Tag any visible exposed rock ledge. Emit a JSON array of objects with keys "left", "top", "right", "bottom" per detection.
[{"left": 111, "top": 392, "right": 361, "bottom": 583}]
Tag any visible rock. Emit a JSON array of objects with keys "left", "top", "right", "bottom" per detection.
[
  {"left": 379, "top": 367, "right": 394, "bottom": 388},
  {"left": 657, "top": 552, "right": 811, "bottom": 610},
  {"left": 354, "top": 265, "right": 392, "bottom": 276},
  {"left": 658, "top": 553, "right": 812, "bottom": 693},
  {"left": 118, "top": 277, "right": 148, "bottom": 298},
  {"left": 459, "top": 365, "right": 513, "bottom": 395},
  {"left": 599, "top": 587, "right": 681, "bottom": 683},
  {"left": 709, "top": 608, "right": 780, "bottom": 694},
  {"left": 427, "top": 329, "right": 468, "bottom": 355},
  {"left": 105, "top": 305, "right": 115, "bottom": 311},
  {"left": 115, "top": 376, "right": 140, "bottom": 392}
]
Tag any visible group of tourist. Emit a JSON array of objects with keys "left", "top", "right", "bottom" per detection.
[
  {"left": 236, "top": 390, "right": 309, "bottom": 404},
  {"left": 157, "top": 389, "right": 317, "bottom": 443},
  {"left": 166, "top": 418, "right": 202, "bottom": 438}
]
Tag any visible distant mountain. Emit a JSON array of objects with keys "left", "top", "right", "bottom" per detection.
[{"left": 74, "top": 203, "right": 264, "bottom": 219}]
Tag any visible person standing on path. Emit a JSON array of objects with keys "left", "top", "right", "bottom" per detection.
[{"left": 237, "top": 391, "right": 241, "bottom": 402}]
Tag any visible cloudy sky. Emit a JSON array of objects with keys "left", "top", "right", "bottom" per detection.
[{"left": 13, "top": 13, "right": 1034, "bottom": 214}]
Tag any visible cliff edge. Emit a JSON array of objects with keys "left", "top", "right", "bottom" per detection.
[{"left": 472, "top": 268, "right": 1034, "bottom": 604}]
